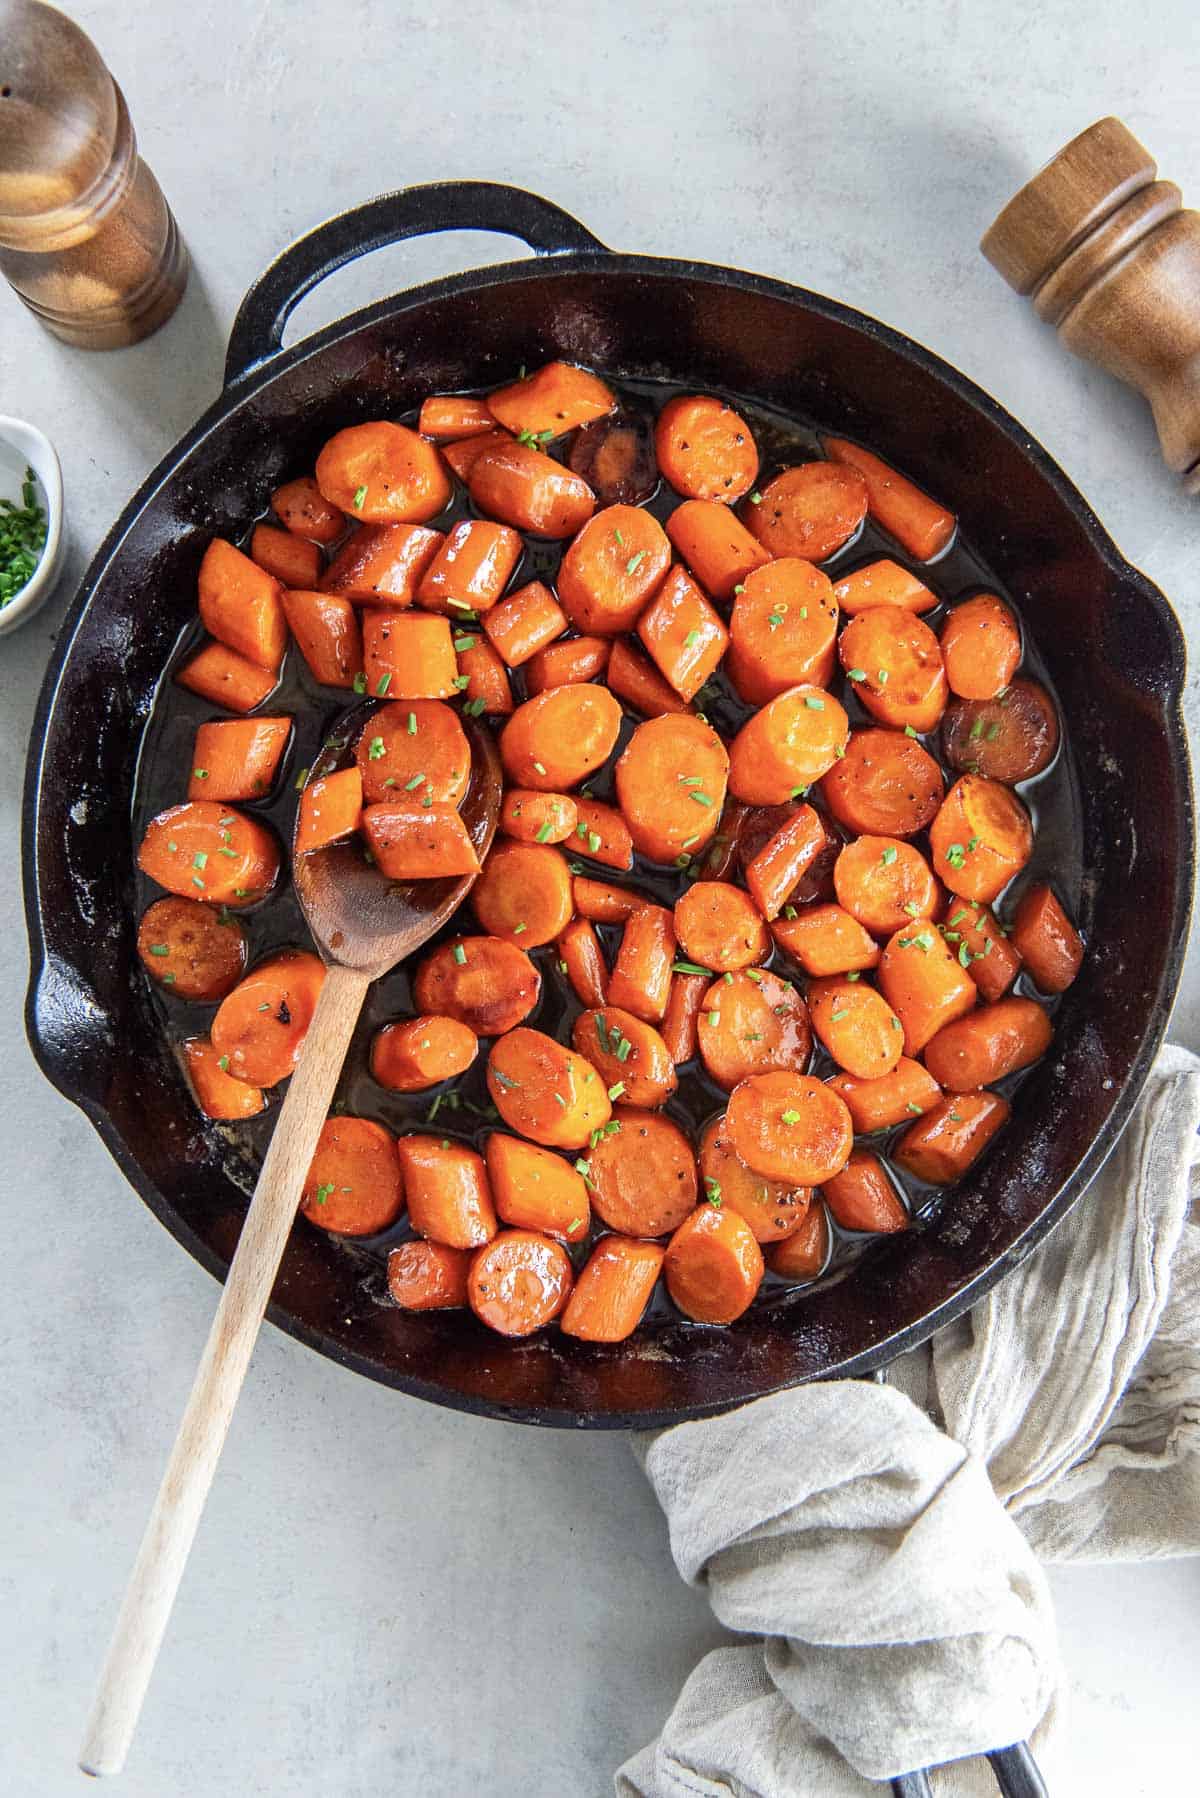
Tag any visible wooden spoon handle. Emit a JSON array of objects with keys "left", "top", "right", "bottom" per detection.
[{"left": 79, "top": 962, "right": 371, "bottom": 1777}]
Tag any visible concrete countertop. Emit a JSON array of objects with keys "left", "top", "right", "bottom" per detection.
[{"left": 3, "top": 2, "right": 1199, "bottom": 1792}]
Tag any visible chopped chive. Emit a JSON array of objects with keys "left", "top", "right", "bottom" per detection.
[
  {"left": 532, "top": 760, "right": 546, "bottom": 775},
  {"left": 690, "top": 791, "right": 713, "bottom": 806},
  {"left": 607, "top": 1082, "right": 625, "bottom": 1100},
  {"left": 846, "top": 970, "right": 861, "bottom": 982},
  {"left": 192, "top": 851, "right": 208, "bottom": 870},
  {"left": 985, "top": 722, "right": 1002, "bottom": 742},
  {"left": 790, "top": 785, "right": 809, "bottom": 799},
  {"left": 217, "top": 1055, "right": 230, "bottom": 1072},
  {"left": 783, "top": 904, "right": 798, "bottom": 919},
  {"left": 352, "top": 672, "right": 367, "bottom": 694},
  {"left": 969, "top": 717, "right": 985, "bottom": 742},
  {"left": 148, "top": 943, "right": 170, "bottom": 957},
  {"left": 704, "top": 1177, "right": 722, "bottom": 1207},
  {"left": 685, "top": 629, "right": 700, "bottom": 647},
  {"left": 744, "top": 969, "right": 763, "bottom": 982},
  {"left": 905, "top": 725, "right": 919, "bottom": 738},
  {"left": 906, "top": 1102, "right": 922, "bottom": 1114},
  {"left": 948, "top": 908, "right": 967, "bottom": 926},
  {"left": 492, "top": 1069, "right": 520, "bottom": 1090},
  {"left": 614, "top": 526, "right": 625, "bottom": 547},
  {"left": 367, "top": 737, "right": 385, "bottom": 760},
  {"left": 557, "top": 958, "right": 568, "bottom": 974},
  {"left": 463, "top": 696, "right": 486, "bottom": 715},
  {"left": 847, "top": 668, "right": 866, "bottom": 682},
  {"left": 352, "top": 484, "right": 367, "bottom": 510},
  {"left": 587, "top": 830, "right": 601, "bottom": 853},
  {"left": 799, "top": 606, "right": 808, "bottom": 620},
  {"left": 453, "top": 634, "right": 478, "bottom": 652},
  {"left": 672, "top": 960, "right": 712, "bottom": 976},
  {"left": 706, "top": 1010, "right": 720, "bottom": 1027},
  {"left": 218, "top": 846, "right": 238, "bottom": 858},
  {"left": 376, "top": 673, "right": 392, "bottom": 695},
  {"left": 553, "top": 1092, "right": 566, "bottom": 1106},
  {"left": 830, "top": 1008, "right": 849, "bottom": 1021},
  {"left": 903, "top": 901, "right": 920, "bottom": 917},
  {"left": 162, "top": 973, "right": 176, "bottom": 984},
  {"left": 877, "top": 669, "right": 888, "bottom": 684},
  {"left": 294, "top": 767, "right": 309, "bottom": 790},
  {"left": 749, "top": 490, "right": 763, "bottom": 505},
  {"left": 967, "top": 835, "right": 981, "bottom": 852},
  {"left": 880, "top": 846, "right": 898, "bottom": 866},
  {"left": 513, "top": 922, "right": 527, "bottom": 935},
  {"left": 780, "top": 1108, "right": 802, "bottom": 1125},
  {"left": 452, "top": 944, "right": 467, "bottom": 964},
  {"left": 535, "top": 820, "right": 554, "bottom": 842},
  {"left": 733, "top": 583, "right": 745, "bottom": 595},
  {"left": 682, "top": 834, "right": 700, "bottom": 849},
  {"left": 625, "top": 550, "right": 646, "bottom": 575},
  {"left": 192, "top": 768, "right": 209, "bottom": 780},
  {"left": 804, "top": 695, "right": 825, "bottom": 710},
  {"left": 452, "top": 673, "right": 471, "bottom": 690},
  {"left": 404, "top": 772, "right": 426, "bottom": 791},
  {"left": 615, "top": 1037, "right": 632, "bottom": 1063},
  {"left": 945, "top": 842, "right": 966, "bottom": 869}
]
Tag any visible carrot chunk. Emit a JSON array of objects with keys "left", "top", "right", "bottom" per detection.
[
  {"left": 615, "top": 714, "right": 729, "bottom": 863},
  {"left": 198, "top": 537, "right": 288, "bottom": 672},
  {"left": 270, "top": 475, "right": 344, "bottom": 544},
  {"left": 929, "top": 775, "right": 1033, "bottom": 904},
  {"left": 894, "top": 1090, "right": 1010, "bottom": 1184},
  {"left": 696, "top": 968, "right": 812, "bottom": 1091},
  {"left": 839, "top": 605, "right": 948, "bottom": 734},
  {"left": 187, "top": 717, "right": 290, "bottom": 803},
  {"left": 770, "top": 904, "right": 881, "bottom": 978},
  {"left": 300, "top": 1116, "right": 404, "bottom": 1236},
  {"left": 487, "top": 361, "right": 616, "bottom": 438},
  {"left": 371, "top": 1015, "right": 478, "bottom": 1092},
  {"left": 486, "top": 1027, "right": 611, "bottom": 1150},
  {"left": 315, "top": 421, "right": 451, "bottom": 524},
  {"left": 607, "top": 904, "right": 676, "bottom": 1022},
  {"left": 822, "top": 1150, "right": 908, "bottom": 1233},
  {"left": 822, "top": 437, "right": 956, "bottom": 562},
  {"left": 655, "top": 394, "right": 759, "bottom": 503},
  {"left": 525, "top": 634, "right": 610, "bottom": 694},
  {"left": 500, "top": 682, "right": 622, "bottom": 789},
  {"left": 249, "top": 522, "right": 321, "bottom": 590},
  {"left": 182, "top": 1036, "right": 266, "bottom": 1121},
  {"left": 1010, "top": 885, "right": 1084, "bottom": 993},
  {"left": 138, "top": 897, "right": 247, "bottom": 1001},
  {"left": 674, "top": 880, "right": 769, "bottom": 971},
  {"left": 280, "top": 588, "right": 362, "bottom": 688},
  {"left": 878, "top": 924, "right": 977, "bottom": 1056},
  {"left": 398, "top": 1135, "right": 497, "bottom": 1248},
  {"left": 832, "top": 559, "right": 937, "bottom": 615},
  {"left": 666, "top": 498, "right": 770, "bottom": 600},
  {"left": 560, "top": 1236, "right": 666, "bottom": 1341},
  {"left": 727, "top": 559, "right": 839, "bottom": 705},
  {"left": 468, "top": 1230, "right": 573, "bottom": 1336},
  {"left": 362, "top": 803, "right": 480, "bottom": 880},
  {"left": 699, "top": 1116, "right": 812, "bottom": 1242},
  {"left": 295, "top": 768, "right": 363, "bottom": 855},
  {"left": 137, "top": 801, "right": 280, "bottom": 907},
  {"left": 557, "top": 918, "right": 610, "bottom": 1010},
  {"left": 361, "top": 611, "right": 458, "bottom": 698},
  {"left": 413, "top": 936, "right": 540, "bottom": 1036},
  {"left": 485, "top": 1134, "right": 591, "bottom": 1242},
  {"left": 416, "top": 518, "right": 522, "bottom": 615},
  {"left": 557, "top": 504, "right": 671, "bottom": 635},
  {"left": 826, "top": 1057, "right": 942, "bottom": 1133},
  {"left": 637, "top": 564, "right": 729, "bottom": 700},
  {"left": 729, "top": 686, "right": 850, "bottom": 805},
  {"left": 607, "top": 638, "right": 693, "bottom": 718},
  {"left": 210, "top": 950, "right": 326, "bottom": 1086},
  {"left": 418, "top": 395, "right": 496, "bottom": 441},
  {"left": 725, "top": 1071, "right": 853, "bottom": 1185},
  {"left": 665, "top": 1206, "right": 764, "bottom": 1323},
  {"left": 924, "top": 995, "right": 1053, "bottom": 1092},
  {"left": 742, "top": 462, "right": 868, "bottom": 562},
  {"left": 387, "top": 1240, "right": 472, "bottom": 1310},
  {"left": 176, "top": 641, "right": 278, "bottom": 714},
  {"left": 472, "top": 839, "right": 574, "bottom": 946},
  {"left": 807, "top": 976, "right": 904, "bottom": 1079},
  {"left": 587, "top": 1106, "right": 697, "bottom": 1237},
  {"left": 570, "top": 1005, "right": 677, "bottom": 1109},
  {"left": 321, "top": 522, "right": 444, "bottom": 607},
  {"left": 941, "top": 593, "right": 1022, "bottom": 701}
]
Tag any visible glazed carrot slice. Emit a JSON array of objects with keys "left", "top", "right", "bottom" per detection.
[
  {"left": 940, "top": 593, "right": 1021, "bottom": 701},
  {"left": 698, "top": 1116, "right": 812, "bottom": 1242},
  {"left": 182, "top": 1036, "right": 266, "bottom": 1121},
  {"left": 569, "top": 796, "right": 634, "bottom": 871},
  {"left": 664, "top": 1206, "right": 764, "bottom": 1323},
  {"left": 481, "top": 579, "right": 567, "bottom": 666},
  {"left": 321, "top": 522, "right": 444, "bottom": 606},
  {"left": 139, "top": 897, "right": 247, "bottom": 1001},
  {"left": 525, "top": 634, "right": 610, "bottom": 694},
  {"left": 636, "top": 564, "right": 729, "bottom": 701},
  {"left": 696, "top": 968, "right": 812, "bottom": 1091},
  {"left": 729, "top": 685, "right": 850, "bottom": 805},
  {"left": 198, "top": 538, "right": 288, "bottom": 673},
  {"left": 571, "top": 1005, "right": 677, "bottom": 1108},
  {"left": 770, "top": 903, "right": 881, "bottom": 978},
  {"left": 456, "top": 635, "right": 514, "bottom": 716},
  {"left": 572, "top": 876, "right": 648, "bottom": 923},
  {"left": 501, "top": 788, "right": 578, "bottom": 845},
  {"left": 826, "top": 1056, "right": 942, "bottom": 1133},
  {"left": 560, "top": 1236, "right": 666, "bottom": 1342},
  {"left": 655, "top": 394, "right": 759, "bottom": 503},
  {"left": 473, "top": 839, "right": 573, "bottom": 946},
  {"left": 660, "top": 971, "right": 708, "bottom": 1065},
  {"left": 766, "top": 1202, "right": 829, "bottom": 1280},
  {"left": 441, "top": 428, "right": 510, "bottom": 481},
  {"left": 744, "top": 805, "right": 828, "bottom": 921},
  {"left": 468, "top": 438, "right": 595, "bottom": 538},
  {"left": 362, "top": 611, "right": 458, "bottom": 698},
  {"left": 249, "top": 522, "right": 322, "bottom": 590},
  {"left": 485, "top": 1133, "right": 591, "bottom": 1242},
  {"left": 187, "top": 717, "right": 291, "bottom": 802},
  {"left": 877, "top": 924, "right": 977, "bottom": 1056},
  {"left": 832, "top": 558, "right": 937, "bottom": 615},
  {"left": 833, "top": 835, "right": 939, "bottom": 937},
  {"left": 587, "top": 1106, "right": 697, "bottom": 1237},
  {"left": 417, "top": 394, "right": 495, "bottom": 441},
  {"left": 387, "top": 1239, "right": 472, "bottom": 1310},
  {"left": 486, "top": 1027, "right": 611, "bottom": 1150},
  {"left": 500, "top": 682, "right": 622, "bottom": 789},
  {"left": 607, "top": 904, "right": 676, "bottom": 1022},
  {"left": 726, "top": 559, "right": 839, "bottom": 706},
  {"left": 665, "top": 498, "right": 770, "bottom": 600},
  {"left": 894, "top": 1090, "right": 1010, "bottom": 1184},
  {"left": 210, "top": 950, "right": 326, "bottom": 1086},
  {"left": 557, "top": 504, "right": 671, "bottom": 635},
  {"left": 821, "top": 728, "right": 943, "bottom": 840},
  {"left": 941, "top": 678, "right": 1060, "bottom": 784},
  {"left": 1010, "top": 884, "right": 1084, "bottom": 993},
  {"left": 137, "top": 800, "right": 280, "bottom": 906},
  {"left": 370, "top": 1015, "right": 479, "bottom": 1093},
  {"left": 486, "top": 361, "right": 616, "bottom": 437},
  {"left": 615, "top": 714, "right": 730, "bottom": 863},
  {"left": 734, "top": 799, "right": 832, "bottom": 896},
  {"left": 839, "top": 606, "right": 948, "bottom": 734},
  {"left": 822, "top": 436, "right": 956, "bottom": 562},
  {"left": 674, "top": 880, "right": 769, "bottom": 971},
  {"left": 176, "top": 641, "right": 278, "bottom": 714},
  {"left": 822, "top": 1150, "right": 908, "bottom": 1233},
  {"left": 557, "top": 917, "right": 610, "bottom": 1009},
  {"left": 355, "top": 698, "right": 470, "bottom": 805},
  {"left": 295, "top": 768, "right": 363, "bottom": 855},
  {"left": 413, "top": 935, "right": 540, "bottom": 1035},
  {"left": 929, "top": 775, "right": 1033, "bottom": 903},
  {"left": 568, "top": 407, "right": 658, "bottom": 504},
  {"left": 924, "top": 995, "right": 1053, "bottom": 1092},
  {"left": 940, "top": 899, "right": 1022, "bottom": 1002},
  {"left": 416, "top": 518, "right": 523, "bottom": 615},
  {"left": 398, "top": 1135, "right": 497, "bottom": 1248},
  {"left": 743, "top": 462, "right": 868, "bottom": 562},
  {"left": 270, "top": 475, "right": 344, "bottom": 545},
  {"left": 607, "top": 638, "right": 693, "bottom": 718},
  {"left": 300, "top": 1116, "right": 404, "bottom": 1236},
  {"left": 808, "top": 976, "right": 904, "bottom": 1079},
  {"left": 468, "top": 1230, "right": 573, "bottom": 1336},
  {"left": 726, "top": 1071, "right": 853, "bottom": 1184},
  {"left": 362, "top": 803, "right": 480, "bottom": 879},
  {"left": 280, "top": 588, "right": 362, "bottom": 689},
  {"left": 315, "top": 421, "right": 451, "bottom": 524}
]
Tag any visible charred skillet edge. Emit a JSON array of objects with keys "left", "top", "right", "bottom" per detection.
[{"left": 21, "top": 249, "right": 1195, "bottom": 1425}]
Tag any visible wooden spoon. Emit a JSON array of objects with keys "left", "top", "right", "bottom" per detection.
[{"left": 79, "top": 709, "right": 502, "bottom": 1777}]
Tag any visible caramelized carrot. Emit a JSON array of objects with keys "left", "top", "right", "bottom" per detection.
[
  {"left": 607, "top": 638, "right": 693, "bottom": 718},
  {"left": 839, "top": 606, "right": 948, "bottom": 734},
  {"left": 826, "top": 1057, "right": 941, "bottom": 1133},
  {"left": 1010, "top": 884, "right": 1084, "bottom": 993},
  {"left": 615, "top": 714, "right": 730, "bottom": 863},
  {"left": 673, "top": 880, "right": 769, "bottom": 971},
  {"left": 726, "top": 1072, "right": 853, "bottom": 1185},
  {"left": 198, "top": 537, "right": 287, "bottom": 672},
  {"left": 557, "top": 504, "right": 671, "bottom": 635},
  {"left": 417, "top": 394, "right": 495, "bottom": 441},
  {"left": 387, "top": 1239, "right": 472, "bottom": 1310},
  {"left": 557, "top": 917, "right": 609, "bottom": 1009},
  {"left": 315, "top": 421, "right": 451, "bottom": 524},
  {"left": 280, "top": 588, "right": 362, "bottom": 688},
  {"left": 770, "top": 903, "right": 881, "bottom": 978},
  {"left": 456, "top": 635, "right": 514, "bottom": 715},
  {"left": 894, "top": 1090, "right": 1010, "bottom": 1184},
  {"left": 832, "top": 558, "right": 937, "bottom": 615},
  {"left": 940, "top": 899, "right": 1022, "bottom": 1002},
  {"left": 766, "top": 1202, "right": 829, "bottom": 1280},
  {"left": 270, "top": 474, "right": 344, "bottom": 545},
  {"left": 660, "top": 971, "right": 708, "bottom": 1065},
  {"left": 486, "top": 361, "right": 616, "bottom": 437},
  {"left": 655, "top": 394, "right": 759, "bottom": 503},
  {"left": 413, "top": 935, "right": 539, "bottom": 1035},
  {"left": 175, "top": 641, "right": 278, "bottom": 714},
  {"left": 729, "top": 685, "right": 850, "bottom": 805},
  {"left": 665, "top": 498, "right": 770, "bottom": 600},
  {"left": 481, "top": 579, "right": 567, "bottom": 666},
  {"left": 744, "top": 805, "right": 827, "bottom": 921},
  {"left": 525, "top": 634, "right": 610, "bottom": 694},
  {"left": 500, "top": 682, "right": 622, "bottom": 788},
  {"left": 572, "top": 876, "right": 647, "bottom": 923},
  {"left": 137, "top": 801, "right": 280, "bottom": 906},
  {"left": 370, "top": 1015, "right": 478, "bottom": 1092},
  {"left": 877, "top": 924, "right": 977, "bottom": 1056},
  {"left": 138, "top": 897, "right": 247, "bottom": 1001},
  {"left": 822, "top": 437, "right": 956, "bottom": 562},
  {"left": 833, "top": 835, "right": 939, "bottom": 937},
  {"left": 929, "top": 775, "right": 1033, "bottom": 903},
  {"left": 249, "top": 522, "right": 321, "bottom": 590},
  {"left": 665, "top": 1206, "right": 764, "bottom": 1323},
  {"left": 807, "top": 976, "right": 904, "bottom": 1079},
  {"left": 924, "top": 995, "right": 1052, "bottom": 1092},
  {"left": 587, "top": 1106, "right": 697, "bottom": 1237},
  {"left": 485, "top": 1133, "right": 591, "bottom": 1242},
  {"left": 698, "top": 1117, "right": 812, "bottom": 1242},
  {"left": 321, "top": 522, "right": 444, "bottom": 606},
  {"left": 560, "top": 1236, "right": 666, "bottom": 1341},
  {"left": 182, "top": 1036, "right": 266, "bottom": 1121},
  {"left": 362, "top": 611, "right": 458, "bottom": 697},
  {"left": 295, "top": 768, "right": 364, "bottom": 855},
  {"left": 416, "top": 518, "right": 522, "bottom": 615},
  {"left": 468, "top": 438, "right": 595, "bottom": 538},
  {"left": 300, "top": 1116, "right": 404, "bottom": 1236},
  {"left": 822, "top": 1150, "right": 908, "bottom": 1233},
  {"left": 187, "top": 717, "right": 290, "bottom": 802},
  {"left": 607, "top": 904, "right": 676, "bottom": 1022},
  {"left": 468, "top": 1230, "right": 573, "bottom": 1336},
  {"left": 727, "top": 559, "right": 839, "bottom": 705},
  {"left": 486, "top": 1026, "right": 611, "bottom": 1149},
  {"left": 743, "top": 462, "right": 868, "bottom": 562},
  {"left": 821, "top": 727, "right": 943, "bottom": 839},
  {"left": 355, "top": 698, "right": 470, "bottom": 805},
  {"left": 941, "top": 593, "right": 1021, "bottom": 702},
  {"left": 569, "top": 796, "right": 634, "bottom": 871},
  {"left": 501, "top": 788, "right": 578, "bottom": 845},
  {"left": 735, "top": 800, "right": 833, "bottom": 898},
  {"left": 362, "top": 803, "right": 480, "bottom": 879},
  {"left": 570, "top": 1005, "right": 676, "bottom": 1108},
  {"left": 473, "top": 839, "right": 573, "bottom": 945},
  {"left": 696, "top": 968, "right": 812, "bottom": 1091},
  {"left": 398, "top": 1135, "right": 497, "bottom": 1247},
  {"left": 636, "top": 563, "right": 729, "bottom": 700},
  {"left": 440, "top": 428, "right": 510, "bottom": 481},
  {"left": 941, "top": 678, "right": 1060, "bottom": 784},
  {"left": 210, "top": 950, "right": 326, "bottom": 1085}
]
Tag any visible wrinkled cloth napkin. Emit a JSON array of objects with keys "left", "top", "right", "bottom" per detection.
[{"left": 617, "top": 1045, "right": 1200, "bottom": 1797}]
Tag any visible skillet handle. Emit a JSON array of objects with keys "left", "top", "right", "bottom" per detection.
[{"left": 223, "top": 180, "right": 608, "bottom": 387}]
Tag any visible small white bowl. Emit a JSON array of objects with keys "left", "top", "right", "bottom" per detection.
[{"left": 0, "top": 415, "right": 64, "bottom": 637}]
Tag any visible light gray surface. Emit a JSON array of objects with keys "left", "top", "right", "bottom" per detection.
[{"left": 3, "top": 2, "right": 1200, "bottom": 1793}]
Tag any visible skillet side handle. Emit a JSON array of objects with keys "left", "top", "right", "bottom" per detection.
[{"left": 223, "top": 180, "right": 609, "bottom": 387}]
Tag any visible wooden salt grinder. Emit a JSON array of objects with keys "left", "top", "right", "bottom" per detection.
[{"left": 982, "top": 116, "right": 1200, "bottom": 494}]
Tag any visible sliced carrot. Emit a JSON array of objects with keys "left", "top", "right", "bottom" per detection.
[
  {"left": 487, "top": 361, "right": 616, "bottom": 437},
  {"left": 839, "top": 606, "right": 948, "bottom": 733},
  {"left": 728, "top": 685, "right": 850, "bottom": 804},
  {"left": 636, "top": 564, "right": 729, "bottom": 701},
  {"left": 295, "top": 767, "right": 363, "bottom": 855},
  {"left": 182, "top": 1036, "right": 266, "bottom": 1121},
  {"left": 940, "top": 593, "right": 1022, "bottom": 701},
  {"left": 210, "top": 950, "right": 326, "bottom": 1086},
  {"left": 655, "top": 394, "right": 758, "bottom": 503},
  {"left": 832, "top": 558, "right": 937, "bottom": 615},
  {"left": 485, "top": 1133, "right": 591, "bottom": 1242},
  {"left": 665, "top": 1206, "right": 764, "bottom": 1323},
  {"left": 735, "top": 801, "right": 836, "bottom": 902},
  {"left": 417, "top": 394, "right": 495, "bottom": 441},
  {"left": 187, "top": 717, "right": 290, "bottom": 802},
  {"left": 456, "top": 635, "right": 514, "bottom": 715},
  {"left": 280, "top": 588, "right": 362, "bottom": 689},
  {"left": 557, "top": 917, "right": 610, "bottom": 1009},
  {"left": 822, "top": 1150, "right": 908, "bottom": 1233},
  {"left": 877, "top": 924, "right": 977, "bottom": 1056},
  {"left": 587, "top": 1106, "right": 697, "bottom": 1237},
  {"left": 660, "top": 971, "right": 709, "bottom": 1065},
  {"left": 766, "top": 1202, "right": 829, "bottom": 1280},
  {"left": 387, "top": 1239, "right": 472, "bottom": 1310},
  {"left": 356, "top": 698, "right": 469, "bottom": 805},
  {"left": 500, "top": 682, "right": 622, "bottom": 789},
  {"left": 486, "top": 1026, "right": 611, "bottom": 1150},
  {"left": 821, "top": 728, "right": 943, "bottom": 839},
  {"left": 770, "top": 903, "right": 881, "bottom": 978},
  {"left": 397, "top": 1135, "right": 497, "bottom": 1248},
  {"left": 726, "top": 558, "right": 839, "bottom": 705},
  {"left": 924, "top": 995, "right": 1052, "bottom": 1092},
  {"left": 525, "top": 634, "right": 610, "bottom": 694},
  {"left": 481, "top": 579, "right": 567, "bottom": 666},
  {"left": 501, "top": 788, "right": 578, "bottom": 845},
  {"left": 607, "top": 904, "right": 676, "bottom": 1022},
  {"left": 744, "top": 804, "right": 827, "bottom": 921},
  {"left": 300, "top": 1116, "right": 404, "bottom": 1236},
  {"left": 321, "top": 522, "right": 444, "bottom": 606},
  {"left": 696, "top": 968, "right": 812, "bottom": 1091},
  {"left": 362, "top": 803, "right": 480, "bottom": 879},
  {"left": 572, "top": 876, "right": 648, "bottom": 923},
  {"left": 270, "top": 474, "right": 344, "bottom": 544},
  {"left": 137, "top": 801, "right": 280, "bottom": 906},
  {"left": 416, "top": 518, "right": 522, "bottom": 615},
  {"left": 698, "top": 1117, "right": 812, "bottom": 1242},
  {"left": 176, "top": 641, "right": 278, "bottom": 714},
  {"left": 249, "top": 522, "right": 321, "bottom": 590},
  {"left": 673, "top": 880, "right": 768, "bottom": 971},
  {"left": 557, "top": 504, "right": 671, "bottom": 635},
  {"left": 607, "top": 638, "right": 693, "bottom": 718},
  {"left": 808, "top": 976, "right": 904, "bottom": 1079},
  {"left": 138, "top": 897, "right": 247, "bottom": 1001},
  {"left": 468, "top": 1230, "right": 573, "bottom": 1336},
  {"left": 568, "top": 407, "right": 657, "bottom": 505},
  {"left": 743, "top": 462, "right": 868, "bottom": 561},
  {"left": 665, "top": 498, "right": 770, "bottom": 600},
  {"left": 560, "top": 1236, "right": 666, "bottom": 1342},
  {"left": 197, "top": 537, "right": 287, "bottom": 672},
  {"left": 441, "top": 428, "right": 510, "bottom": 481},
  {"left": 570, "top": 1005, "right": 676, "bottom": 1108},
  {"left": 894, "top": 1090, "right": 1010, "bottom": 1184},
  {"left": 315, "top": 421, "right": 451, "bottom": 524},
  {"left": 725, "top": 1071, "right": 853, "bottom": 1184},
  {"left": 467, "top": 438, "right": 595, "bottom": 538},
  {"left": 569, "top": 796, "right": 634, "bottom": 871},
  {"left": 941, "top": 678, "right": 1060, "bottom": 784},
  {"left": 940, "top": 899, "right": 1022, "bottom": 1002},
  {"left": 822, "top": 437, "right": 956, "bottom": 562},
  {"left": 615, "top": 714, "right": 729, "bottom": 863},
  {"left": 413, "top": 935, "right": 539, "bottom": 1036},
  {"left": 473, "top": 839, "right": 573, "bottom": 946},
  {"left": 833, "top": 835, "right": 939, "bottom": 937},
  {"left": 361, "top": 611, "right": 458, "bottom": 698},
  {"left": 929, "top": 775, "right": 1033, "bottom": 903},
  {"left": 826, "top": 1056, "right": 942, "bottom": 1133},
  {"left": 1010, "top": 884, "right": 1083, "bottom": 993},
  {"left": 370, "top": 1015, "right": 478, "bottom": 1093}
]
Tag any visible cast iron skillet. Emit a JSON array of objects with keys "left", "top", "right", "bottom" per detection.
[{"left": 23, "top": 181, "right": 1192, "bottom": 1433}]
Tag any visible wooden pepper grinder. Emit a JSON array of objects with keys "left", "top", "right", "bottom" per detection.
[
  {"left": 0, "top": 0, "right": 187, "bottom": 348},
  {"left": 982, "top": 117, "right": 1200, "bottom": 493}
]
